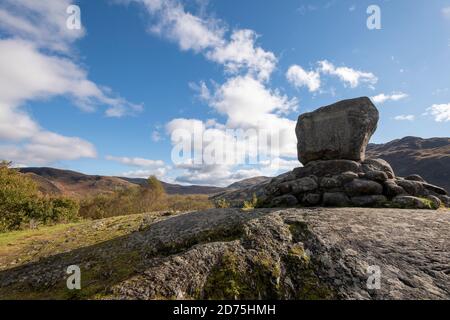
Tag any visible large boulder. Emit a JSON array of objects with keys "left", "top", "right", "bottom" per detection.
[{"left": 296, "top": 97, "right": 379, "bottom": 165}]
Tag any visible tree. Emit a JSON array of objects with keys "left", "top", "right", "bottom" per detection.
[
  {"left": 147, "top": 175, "right": 165, "bottom": 197},
  {"left": 0, "top": 161, "right": 80, "bottom": 232}
]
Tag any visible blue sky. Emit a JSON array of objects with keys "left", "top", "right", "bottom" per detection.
[{"left": 0, "top": 0, "right": 449, "bottom": 186}]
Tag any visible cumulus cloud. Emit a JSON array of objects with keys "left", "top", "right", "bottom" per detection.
[
  {"left": 0, "top": 39, "right": 142, "bottom": 116},
  {"left": 206, "top": 29, "right": 277, "bottom": 81},
  {"left": 174, "top": 163, "right": 265, "bottom": 186},
  {"left": 206, "top": 75, "right": 298, "bottom": 127},
  {"left": 371, "top": 92, "right": 408, "bottom": 104},
  {"left": 286, "top": 65, "right": 321, "bottom": 92},
  {"left": 394, "top": 115, "right": 415, "bottom": 121},
  {"left": 121, "top": 0, "right": 299, "bottom": 185},
  {"left": 106, "top": 155, "right": 170, "bottom": 180},
  {"left": 286, "top": 60, "right": 377, "bottom": 92},
  {"left": 123, "top": 0, "right": 277, "bottom": 81},
  {"left": 318, "top": 60, "right": 378, "bottom": 88},
  {"left": 165, "top": 75, "right": 300, "bottom": 185},
  {"left": 0, "top": 133, "right": 96, "bottom": 165},
  {"left": 0, "top": 1, "right": 142, "bottom": 166},
  {"left": 0, "top": 0, "right": 84, "bottom": 52},
  {"left": 145, "top": 0, "right": 224, "bottom": 52},
  {"left": 425, "top": 103, "right": 450, "bottom": 122}
]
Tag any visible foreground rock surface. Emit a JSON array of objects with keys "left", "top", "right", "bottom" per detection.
[
  {"left": 296, "top": 97, "right": 379, "bottom": 164},
  {"left": 0, "top": 208, "right": 449, "bottom": 300}
]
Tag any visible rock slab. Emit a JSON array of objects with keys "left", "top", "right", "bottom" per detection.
[
  {"left": 2, "top": 208, "right": 448, "bottom": 300},
  {"left": 296, "top": 97, "right": 379, "bottom": 165}
]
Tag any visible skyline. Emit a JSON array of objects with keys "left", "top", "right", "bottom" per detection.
[{"left": 0, "top": 0, "right": 450, "bottom": 186}]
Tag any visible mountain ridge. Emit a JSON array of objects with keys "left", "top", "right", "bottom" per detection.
[{"left": 18, "top": 167, "right": 226, "bottom": 197}]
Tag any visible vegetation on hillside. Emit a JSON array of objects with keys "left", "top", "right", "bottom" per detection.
[
  {"left": 0, "top": 161, "right": 79, "bottom": 232},
  {"left": 0, "top": 161, "right": 214, "bottom": 232},
  {"left": 78, "top": 175, "right": 213, "bottom": 220}
]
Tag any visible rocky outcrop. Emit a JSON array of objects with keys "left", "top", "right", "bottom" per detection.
[
  {"left": 296, "top": 97, "right": 378, "bottom": 164},
  {"left": 236, "top": 97, "right": 449, "bottom": 210},
  {"left": 1, "top": 208, "right": 448, "bottom": 300},
  {"left": 259, "top": 158, "right": 449, "bottom": 209}
]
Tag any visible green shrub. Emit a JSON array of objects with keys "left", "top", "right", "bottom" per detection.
[
  {"left": 50, "top": 197, "right": 80, "bottom": 223},
  {"left": 242, "top": 194, "right": 260, "bottom": 211},
  {"left": 215, "top": 198, "right": 231, "bottom": 209},
  {"left": 79, "top": 178, "right": 214, "bottom": 220},
  {"left": 0, "top": 161, "right": 80, "bottom": 232}
]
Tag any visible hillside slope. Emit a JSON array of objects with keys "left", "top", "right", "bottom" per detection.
[
  {"left": 367, "top": 137, "right": 450, "bottom": 192},
  {"left": 18, "top": 167, "right": 225, "bottom": 197},
  {"left": 0, "top": 207, "right": 448, "bottom": 300},
  {"left": 19, "top": 167, "right": 135, "bottom": 198},
  {"left": 227, "top": 176, "right": 271, "bottom": 189}
]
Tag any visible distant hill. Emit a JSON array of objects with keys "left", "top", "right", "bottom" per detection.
[
  {"left": 18, "top": 167, "right": 225, "bottom": 198},
  {"left": 367, "top": 136, "right": 450, "bottom": 192},
  {"left": 227, "top": 176, "right": 271, "bottom": 189}
]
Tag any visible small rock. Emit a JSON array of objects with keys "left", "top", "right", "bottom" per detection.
[
  {"left": 392, "top": 196, "right": 433, "bottom": 210},
  {"left": 306, "top": 160, "right": 362, "bottom": 177},
  {"left": 422, "top": 183, "right": 448, "bottom": 196},
  {"left": 396, "top": 179, "right": 426, "bottom": 196},
  {"left": 319, "top": 177, "right": 341, "bottom": 189},
  {"left": 426, "top": 195, "right": 441, "bottom": 209},
  {"left": 383, "top": 180, "right": 406, "bottom": 198},
  {"left": 405, "top": 174, "right": 425, "bottom": 182},
  {"left": 344, "top": 179, "right": 383, "bottom": 196},
  {"left": 365, "top": 170, "right": 389, "bottom": 182},
  {"left": 323, "top": 192, "right": 350, "bottom": 207},
  {"left": 270, "top": 195, "right": 299, "bottom": 207},
  {"left": 291, "top": 177, "right": 318, "bottom": 194},
  {"left": 351, "top": 195, "right": 387, "bottom": 207},
  {"left": 363, "top": 159, "right": 395, "bottom": 179},
  {"left": 278, "top": 182, "right": 292, "bottom": 195},
  {"left": 337, "top": 171, "right": 359, "bottom": 184},
  {"left": 302, "top": 193, "right": 322, "bottom": 206}
]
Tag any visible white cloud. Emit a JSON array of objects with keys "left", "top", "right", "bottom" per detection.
[
  {"left": 394, "top": 115, "right": 415, "bottom": 121},
  {"left": 174, "top": 164, "right": 264, "bottom": 186},
  {"left": 121, "top": 168, "right": 168, "bottom": 179},
  {"left": 122, "top": 0, "right": 301, "bottom": 185},
  {"left": 206, "top": 75, "right": 298, "bottom": 128},
  {"left": 318, "top": 60, "right": 377, "bottom": 88},
  {"left": 206, "top": 29, "right": 277, "bottom": 81},
  {"left": 0, "top": 133, "right": 96, "bottom": 165},
  {"left": 0, "top": 39, "right": 142, "bottom": 117},
  {"left": 0, "top": 0, "right": 84, "bottom": 52},
  {"left": 371, "top": 92, "right": 408, "bottom": 104},
  {"left": 124, "top": 0, "right": 277, "bottom": 81},
  {"left": 0, "top": 2, "right": 142, "bottom": 166},
  {"left": 442, "top": 7, "right": 450, "bottom": 19},
  {"left": 286, "top": 65, "right": 321, "bottom": 92},
  {"left": 425, "top": 103, "right": 450, "bottom": 122},
  {"left": 165, "top": 75, "right": 300, "bottom": 186},
  {"left": 106, "top": 156, "right": 165, "bottom": 168},
  {"left": 146, "top": 1, "right": 225, "bottom": 52}
]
